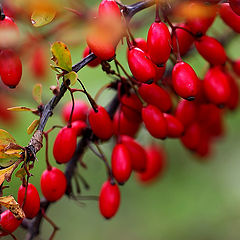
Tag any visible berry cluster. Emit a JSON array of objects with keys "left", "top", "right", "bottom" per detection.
[{"left": 1, "top": 0, "right": 240, "bottom": 238}]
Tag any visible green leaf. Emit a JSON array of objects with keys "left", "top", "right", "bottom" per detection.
[
  {"left": 27, "top": 119, "right": 40, "bottom": 135},
  {"left": 64, "top": 71, "right": 78, "bottom": 86},
  {"left": 0, "top": 129, "right": 16, "bottom": 146},
  {"left": 31, "top": 9, "right": 56, "bottom": 27},
  {"left": 51, "top": 41, "right": 72, "bottom": 72},
  {"left": 32, "top": 84, "right": 42, "bottom": 105}
]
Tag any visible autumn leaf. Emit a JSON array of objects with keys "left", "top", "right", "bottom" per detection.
[
  {"left": 64, "top": 71, "right": 78, "bottom": 86},
  {"left": 27, "top": 119, "right": 40, "bottom": 135},
  {"left": 7, "top": 106, "right": 36, "bottom": 112},
  {"left": 31, "top": 8, "right": 56, "bottom": 27},
  {"left": 0, "top": 195, "right": 25, "bottom": 220},
  {"left": 51, "top": 41, "right": 72, "bottom": 72},
  {"left": 32, "top": 84, "right": 42, "bottom": 105}
]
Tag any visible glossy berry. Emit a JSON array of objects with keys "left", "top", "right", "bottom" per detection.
[
  {"left": 41, "top": 167, "right": 67, "bottom": 202},
  {"left": 111, "top": 143, "right": 132, "bottom": 184},
  {"left": 99, "top": 180, "right": 120, "bottom": 219},
  {"left": 138, "top": 145, "right": 166, "bottom": 183},
  {"left": 88, "top": 106, "right": 113, "bottom": 140},
  {"left": 121, "top": 93, "right": 142, "bottom": 122},
  {"left": 172, "top": 23, "right": 194, "bottom": 56},
  {"left": 0, "top": 210, "right": 22, "bottom": 236},
  {"left": 120, "top": 135, "right": 147, "bottom": 172},
  {"left": 18, "top": 183, "right": 40, "bottom": 219},
  {"left": 71, "top": 120, "right": 87, "bottom": 136},
  {"left": 83, "top": 46, "right": 101, "bottom": 67},
  {"left": 181, "top": 122, "right": 201, "bottom": 151},
  {"left": 154, "top": 64, "right": 166, "bottom": 82},
  {"left": 113, "top": 110, "right": 141, "bottom": 137},
  {"left": 139, "top": 83, "right": 172, "bottom": 112},
  {"left": 53, "top": 126, "right": 77, "bottom": 163},
  {"left": 163, "top": 113, "right": 184, "bottom": 138},
  {"left": 172, "top": 61, "right": 199, "bottom": 100},
  {"left": 203, "top": 66, "right": 230, "bottom": 105},
  {"left": 232, "top": 59, "right": 240, "bottom": 76},
  {"left": 0, "top": 49, "right": 22, "bottom": 88},
  {"left": 219, "top": 3, "right": 240, "bottom": 33},
  {"left": 127, "top": 47, "right": 156, "bottom": 83},
  {"left": 195, "top": 36, "right": 226, "bottom": 66},
  {"left": 226, "top": 74, "right": 239, "bottom": 110},
  {"left": 175, "top": 99, "right": 197, "bottom": 127},
  {"left": 98, "top": 0, "right": 121, "bottom": 19},
  {"left": 62, "top": 100, "right": 89, "bottom": 123},
  {"left": 142, "top": 105, "right": 167, "bottom": 139},
  {"left": 147, "top": 22, "right": 171, "bottom": 65},
  {"left": 132, "top": 38, "right": 148, "bottom": 53},
  {"left": 229, "top": 0, "right": 240, "bottom": 15}
]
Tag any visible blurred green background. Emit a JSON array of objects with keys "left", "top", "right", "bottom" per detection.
[{"left": 1, "top": 2, "right": 240, "bottom": 240}]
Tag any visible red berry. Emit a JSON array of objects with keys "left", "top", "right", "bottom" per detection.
[
  {"left": 203, "top": 66, "right": 230, "bottom": 106},
  {"left": 0, "top": 49, "right": 22, "bottom": 88},
  {"left": 111, "top": 143, "right": 132, "bottom": 184},
  {"left": 121, "top": 93, "right": 142, "bottom": 122},
  {"left": 232, "top": 59, "right": 240, "bottom": 76},
  {"left": 219, "top": 3, "right": 240, "bottom": 33},
  {"left": 88, "top": 106, "right": 113, "bottom": 140},
  {"left": 127, "top": 47, "right": 156, "bottom": 83},
  {"left": 62, "top": 100, "right": 89, "bottom": 123},
  {"left": 113, "top": 110, "right": 140, "bottom": 137},
  {"left": 181, "top": 122, "right": 201, "bottom": 151},
  {"left": 71, "top": 120, "right": 87, "bottom": 136},
  {"left": 229, "top": 0, "right": 240, "bottom": 15},
  {"left": 147, "top": 22, "right": 171, "bottom": 65},
  {"left": 83, "top": 46, "right": 101, "bottom": 67},
  {"left": 98, "top": 0, "right": 121, "bottom": 19},
  {"left": 137, "top": 145, "right": 166, "bottom": 183},
  {"left": 186, "top": 3, "right": 216, "bottom": 35},
  {"left": 172, "top": 61, "right": 199, "bottom": 100},
  {"left": 139, "top": 83, "right": 172, "bottom": 112},
  {"left": 195, "top": 36, "right": 226, "bottom": 65},
  {"left": 0, "top": 210, "right": 22, "bottom": 236},
  {"left": 120, "top": 135, "right": 147, "bottom": 172},
  {"left": 175, "top": 99, "right": 197, "bottom": 127},
  {"left": 132, "top": 38, "right": 148, "bottom": 52},
  {"left": 99, "top": 180, "right": 120, "bottom": 219},
  {"left": 226, "top": 74, "right": 239, "bottom": 110},
  {"left": 172, "top": 23, "right": 194, "bottom": 56},
  {"left": 53, "top": 126, "right": 77, "bottom": 163},
  {"left": 163, "top": 113, "right": 184, "bottom": 138},
  {"left": 17, "top": 183, "right": 40, "bottom": 219},
  {"left": 142, "top": 105, "right": 168, "bottom": 139},
  {"left": 41, "top": 167, "right": 67, "bottom": 202},
  {"left": 154, "top": 64, "right": 166, "bottom": 82}
]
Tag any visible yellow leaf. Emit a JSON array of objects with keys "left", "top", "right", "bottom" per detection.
[
  {"left": 51, "top": 41, "right": 72, "bottom": 72},
  {"left": 0, "top": 195, "right": 25, "bottom": 220},
  {"left": 0, "top": 164, "right": 17, "bottom": 185},
  {"left": 0, "top": 129, "right": 16, "bottom": 146},
  {"left": 15, "top": 166, "right": 28, "bottom": 179},
  {"left": 31, "top": 8, "right": 56, "bottom": 27},
  {"left": 27, "top": 119, "right": 40, "bottom": 135},
  {"left": 64, "top": 71, "right": 78, "bottom": 86},
  {"left": 32, "top": 84, "right": 42, "bottom": 104},
  {"left": 7, "top": 106, "right": 36, "bottom": 112}
]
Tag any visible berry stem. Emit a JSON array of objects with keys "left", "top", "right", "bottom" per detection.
[{"left": 155, "top": 0, "right": 161, "bottom": 23}]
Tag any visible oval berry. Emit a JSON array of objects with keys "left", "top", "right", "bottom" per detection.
[
  {"left": 71, "top": 120, "right": 87, "bottom": 136},
  {"left": 137, "top": 145, "right": 166, "bottom": 183},
  {"left": 132, "top": 38, "right": 148, "bottom": 53},
  {"left": 226, "top": 74, "right": 239, "bottom": 110},
  {"left": 195, "top": 36, "right": 226, "bottom": 66},
  {"left": 88, "top": 106, "right": 113, "bottom": 140},
  {"left": 232, "top": 58, "right": 240, "bottom": 76},
  {"left": 41, "top": 167, "right": 67, "bottom": 202},
  {"left": 53, "top": 126, "right": 77, "bottom": 163},
  {"left": 139, "top": 83, "right": 172, "bottom": 112},
  {"left": 113, "top": 110, "right": 140, "bottom": 137},
  {"left": 172, "top": 61, "right": 199, "bottom": 100},
  {"left": 172, "top": 23, "right": 194, "bottom": 56},
  {"left": 142, "top": 105, "right": 167, "bottom": 139},
  {"left": 147, "top": 22, "right": 171, "bottom": 65},
  {"left": 0, "top": 49, "right": 22, "bottom": 88},
  {"left": 203, "top": 66, "right": 230, "bottom": 105},
  {"left": 18, "top": 183, "right": 40, "bottom": 219},
  {"left": 98, "top": 0, "right": 121, "bottom": 19},
  {"left": 62, "top": 100, "right": 89, "bottom": 123},
  {"left": 154, "top": 64, "right": 166, "bottom": 82},
  {"left": 163, "top": 113, "right": 184, "bottom": 138},
  {"left": 128, "top": 47, "right": 156, "bottom": 83},
  {"left": 0, "top": 210, "right": 22, "bottom": 236},
  {"left": 120, "top": 135, "right": 147, "bottom": 172},
  {"left": 111, "top": 143, "right": 132, "bottom": 184},
  {"left": 99, "top": 180, "right": 120, "bottom": 219},
  {"left": 83, "top": 46, "right": 101, "bottom": 67},
  {"left": 219, "top": 3, "right": 240, "bottom": 33},
  {"left": 230, "top": 0, "right": 240, "bottom": 15}
]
